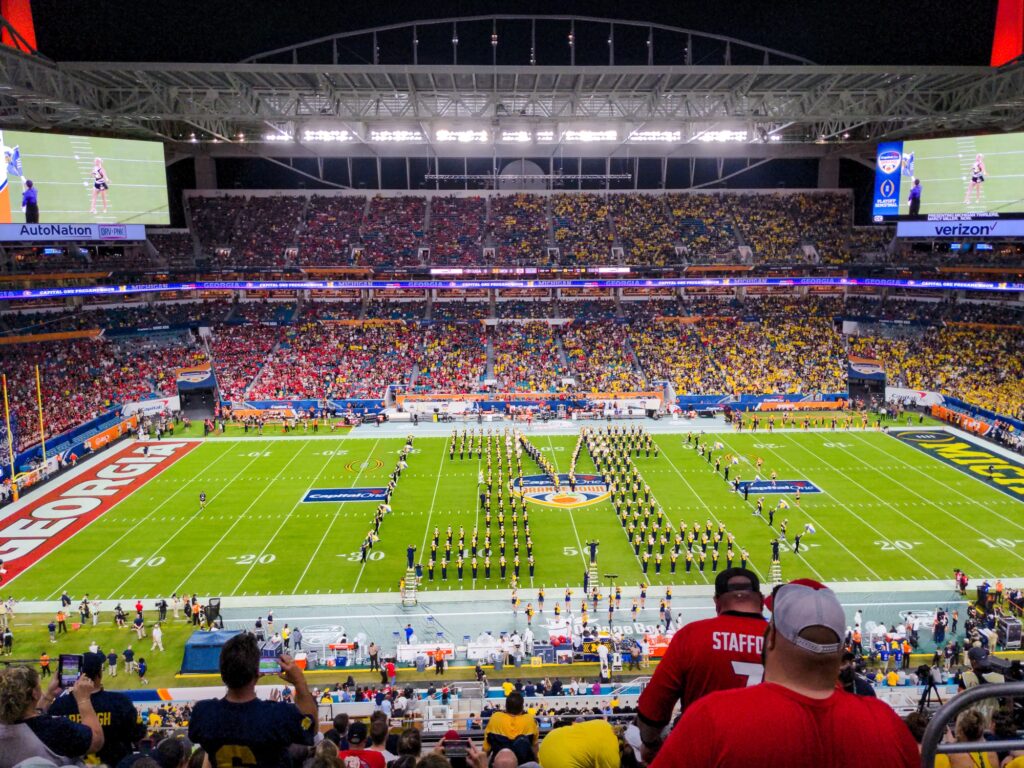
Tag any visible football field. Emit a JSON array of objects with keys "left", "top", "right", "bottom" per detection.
[
  {"left": 5, "top": 427, "right": 1024, "bottom": 603},
  {"left": 2, "top": 129, "right": 169, "bottom": 224}
]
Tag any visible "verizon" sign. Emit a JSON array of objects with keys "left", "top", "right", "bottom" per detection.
[{"left": 0, "top": 441, "right": 197, "bottom": 583}]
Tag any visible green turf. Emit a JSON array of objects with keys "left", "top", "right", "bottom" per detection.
[
  {"left": 7, "top": 427, "right": 1024, "bottom": 604},
  {"left": 3, "top": 129, "right": 169, "bottom": 225},
  {"left": 898, "top": 133, "right": 1024, "bottom": 216}
]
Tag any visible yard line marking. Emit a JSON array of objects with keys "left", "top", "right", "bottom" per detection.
[
  {"left": 44, "top": 441, "right": 240, "bottom": 601},
  {"left": 291, "top": 439, "right": 382, "bottom": 594},
  {"left": 716, "top": 435, "right": 874, "bottom": 580},
  {"left": 238, "top": 442, "right": 382, "bottom": 596},
  {"left": 167, "top": 441, "right": 318, "bottom": 596},
  {"left": 655, "top": 439, "right": 756, "bottom": 584},
  {"left": 777, "top": 434, "right": 982, "bottom": 577},
  {"left": 843, "top": 433, "right": 1024, "bottom": 566},
  {"left": 416, "top": 439, "right": 453, "bottom": 576},
  {"left": 545, "top": 434, "right": 589, "bottom": 576}
]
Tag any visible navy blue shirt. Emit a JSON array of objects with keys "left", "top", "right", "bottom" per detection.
[
  {"left": 189, "top": 697, "right": 316, "bottom": 768},
  {"left": 50, "top": 688, "right": 145, "bottom": 766},
  {"left": 21, "top": 714, "right": 92, "bottom": 758}
]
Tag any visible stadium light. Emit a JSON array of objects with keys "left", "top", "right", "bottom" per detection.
[
  {"left": 302, "top": 129, "right": 352, "bottom": 142},
  {"left": 500, "top": 130, "right": 532, "bottom": 143},
  {"left": 370, "top": 129, "right": 424, "bottom": 142},
  {"left": 629, "top": 130, "right": 682, "bottom": 142},
  {"left": 436, "top": 129, "right": 488, "bottom": 143},
  {"left": 536, "top": 130, "right": 555, "bottom": 142},
  {"left": 264, "top": 132, "right": 294, "bottom": 142},
  {"left": 698, "top": 130, "right": 749, "bottom": 142},
  {"left": 563, "top": 129, "right": 617, "bottom": 142}
]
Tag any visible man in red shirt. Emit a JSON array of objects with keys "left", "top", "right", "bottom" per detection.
[
  {"left": 637, "top": 568, "right": 767, "bottom": 762},
  {"left": 337, "top": 721, "right": 385, "bottom": 768},
  {"left": 650, "top": 580, "right": 918, "bottom": 768}
]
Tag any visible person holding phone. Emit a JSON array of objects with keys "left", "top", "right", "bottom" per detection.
[
  {"left": 188, "top": 632, "right": 317, "bottom": 767},
  {"left": 0, "top": 664, "right": 104, "bottom": 765},
  {"left": 49, "top": 652, "right": 144, "bottom": 767}
]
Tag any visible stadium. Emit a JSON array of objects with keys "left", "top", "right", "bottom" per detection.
[{"left": 0, "top": 1, "right": 1023, "bottom": 765}]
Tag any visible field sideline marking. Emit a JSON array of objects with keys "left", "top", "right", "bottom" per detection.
[
  {"left": 329, "top": 439, "right": 383, "bottom": 595},
  {"left": 842, "top": 433, "right": 1024, "bottom": 565},
  {"left": 292, "top": 439, "right": 381, "bottom": 593},
  {"left": 713, "top": 435, "right": 870, "bottom": 581},
  {"left": 101, "top": 444, "right": 282, "bottom": 600},
  {"left": 743, "top": 435, "right": 940, "bottom": 578},
  {"left": 778, "top": 434, "right": 986, "bottom": 576},
  {"left": 40, "top": 441, "right": 240, "bottom": 600},
  {"left": 168, "top": 441, "right": 320, "bottom": 596}
]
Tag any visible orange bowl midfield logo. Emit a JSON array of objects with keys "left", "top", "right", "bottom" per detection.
[{"left": 512, "top": 473, "right": 610, "bottom": 509}]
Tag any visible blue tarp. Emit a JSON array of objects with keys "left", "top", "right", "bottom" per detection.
[{"left": 180, "top": 629, "right": 243, "bottom": 674}]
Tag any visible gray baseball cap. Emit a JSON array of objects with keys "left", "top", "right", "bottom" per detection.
[{"left": 769, "top": 580, "right": 846, "bottom": 655}]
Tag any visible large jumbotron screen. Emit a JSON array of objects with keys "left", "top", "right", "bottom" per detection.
[
  {"left": 0, "top": 129, "right": 169, "bottom": 225},
  {"left": 872, "top": 132, "right": 1024, "bottom": 222}
]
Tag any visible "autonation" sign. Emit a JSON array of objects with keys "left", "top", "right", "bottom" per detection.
[{"left": 0, "top": 223, "right": 147, "bottom": 242}]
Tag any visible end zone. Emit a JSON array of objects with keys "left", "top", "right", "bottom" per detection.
[
  {"left": 894, "top": 430, "right": 1024, "bottom": 502},
  {"left": 0, "top": 440, "right": 199, "bottom": 584}
]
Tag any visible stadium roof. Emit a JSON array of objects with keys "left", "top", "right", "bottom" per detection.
[{"left": 1, "top": 15, "right": 1022, "bottom": 161}]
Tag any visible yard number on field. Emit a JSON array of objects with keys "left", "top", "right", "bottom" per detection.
[
  {"left": 978, "top": 538, "right": 1024, "bottom": 549},
  {"left": 874, "top": 540, "right": 921, "bottom": 551},
  {"left": 339, "top": 551, "right": 385, "bottom": 562},
  {"left": 227, "top": 554, "right": 276, "bottom": 565},
  {"left": 120, "top": 556, "right": 166, "bottom": 568}
]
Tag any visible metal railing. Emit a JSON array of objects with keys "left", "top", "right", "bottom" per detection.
[{"left": 921, "top": 682, "right": 1024, "bottom": 766}]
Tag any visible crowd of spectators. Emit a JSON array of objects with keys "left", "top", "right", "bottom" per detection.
[
  {"left": 208, "top": 324, "right": 281, "bottom": 400},
  {"left": 431, "top": 300, "right": 491, "bottom": 322},
  {"left": 851, "top": 325, "right": 1024, "bottom": 420},
  {"left": 630, "top": 322, "right": 728, "bottom": 394},
  {"left": 4, "top": 333, "right": 202, "bottom": 450},
  {"left": 664, "top": 194, "right": 739, "bottom": 262},
  {"left": 430, "top": 196, "right": 487, "bottom": 264},
  {"left": 228, "top": 196, "right": 305, "bottom": 268},
  {"left": 299, "top": 299, "right": 363, "bottom": 321},
  {"left": 721, "top": 193, "right": 804, "bottom": 263},
  {"left": 562, "top": 321, "right": 646, "bottom": 392},
  {"left": 321, "top": 324, "right": 417, "bottom": 398},
  {"left": 414, "top": 323, "right": 487, "bottom": 393},
  {"left": 365, "top": 300, "right": 427, "bottom": 321},
  {"left": 228, "top": 301, "right": 297, "bottom": 325},
  {"left": 189, "top": 195, "right": 247, "bottom": 248},
  {"left": 610, "top": 194, "right": 677, "bottom": 265},
  {"left": 360, "top": 196, "right": 427, "bottom": 267},
  {"left": 551, "top": 194, "right": 614, "bottom": 264},
  {"left": 495, "top": 299, "right": 559, "bottom": 319},
  {"left": 490, "top": 194, "right": 550, "bottom": 263},
  {"left": 147, "top": 231, "right": 196, "bottom": 269},
  {"left": 492, "top": 322, "right": 568, "bottom": 392},
  {"left": 562, "top": 300, "right": 618, "bottom": 321},
  {"left": 298, "top": 196, "right": 367, "bottom": 266}
]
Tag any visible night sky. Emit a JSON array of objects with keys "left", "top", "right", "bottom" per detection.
[{"left": 31, "top": 0, "right": 997, "bottom": 66}]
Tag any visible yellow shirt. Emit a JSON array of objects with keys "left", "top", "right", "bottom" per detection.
[
  {"left": 886, "top": 671, "right": 899, "bottom": 687},
  {"left": 502, "top": 681, "right": 515, "bottom": 696},
  {"left": 538, "top": 720, "right": 620, "bottom": 768},
  {"left": 482, "top": 711, "right": 539, "bottom": 754}
]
